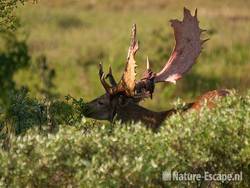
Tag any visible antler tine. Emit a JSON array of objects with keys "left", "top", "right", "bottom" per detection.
[
  {"left": 99, "top": 62, "right": 104, "bottom": 77},
  {"left": 194, "top": 8, "right": 198, "bottom": 18},
  {"left": 131, "top": 24, "right": 136, "bottom": 48},
  {"left": 105, "top": 65, "right": 117, "bottom": 87},
  {"left": 146, "top": 56, "right": 150, "bottom": 70},
  {"left": 99, "top": 62, "right": 113, "bottom": 94},
  {"left": 200, "top": 29, "right": 207, "bottom": 33},
  {"left": 201, "top": 38, "right": 210, "bottom": 44},
  {"left": 127, "top": 24, "right": 139, "bottom": 59}
]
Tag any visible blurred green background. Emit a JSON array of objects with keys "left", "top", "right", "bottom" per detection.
[{"left": 14, "top": 0, "right": 250, "bottom": 110}]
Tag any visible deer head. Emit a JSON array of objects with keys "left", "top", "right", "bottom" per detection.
[{"left": 86, "top": 8, "right": 208, "bottom": 128}]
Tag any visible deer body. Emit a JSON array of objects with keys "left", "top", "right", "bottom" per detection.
[
  {"left": 86, "top": 90, "right": 228, "bottom": 130},
  {"left": 86, "top": 94, "right": 176, "bottom": 129},
  {"left": 85, "top": 8, "right": 228, "bottom": 129},
  {"left": 115, "top": 102, "right": 174, "bottom": 129}
]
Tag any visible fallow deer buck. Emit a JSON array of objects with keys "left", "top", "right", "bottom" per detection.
[{"left": 86, "top": 8, "right": 229, "bottom": 129}]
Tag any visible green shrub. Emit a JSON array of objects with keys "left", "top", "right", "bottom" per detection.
[
  {"left": 0, "top": 88, "right": 88, "bottom": 140},
  {"left": 0, "top": 32, "right": 30, "bottom": 106},
  {"left": 0, "top": 0, "right": 28, "bottom": 32},
  {"left": 0, "top": 91, "right": 249, "bottom": 187}
]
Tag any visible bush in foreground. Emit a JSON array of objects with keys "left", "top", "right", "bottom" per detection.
[{"left": 0, "top": 91, "right": 250, "bottom": 187}]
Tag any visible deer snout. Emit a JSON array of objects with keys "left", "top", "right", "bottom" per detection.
[
  {"left": 84, "top": 102, "right": 93, "bottom": 117},
  {"left": 84, "top": 102, "right": 96, "bottom": 118}
]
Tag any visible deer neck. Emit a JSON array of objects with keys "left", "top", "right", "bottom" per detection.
[{"left": 115, "top": 103, "right": 176, "bottom": 130}]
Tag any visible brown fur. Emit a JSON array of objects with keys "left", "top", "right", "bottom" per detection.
[{"left": 86, "top": 89, "right": 229, "bottom": 130}]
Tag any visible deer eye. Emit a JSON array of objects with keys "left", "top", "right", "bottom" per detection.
[{"left": 98, "top": 101, "right": 104, "bottom": 105}]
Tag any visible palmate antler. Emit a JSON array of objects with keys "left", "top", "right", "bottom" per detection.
[
  {"left": 154, "top": 8, "right": 205, "bottom": 83},
  {"left": 99, "top": 24, "right": 139, "bottom": 96},
  {"left": 99, "top": 7, "right": 207, "bottom": 99}
]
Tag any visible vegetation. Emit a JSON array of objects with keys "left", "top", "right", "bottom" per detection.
[
  {"left": 0, "top": 0, "right": 249, "bottom": 187},
  {"left": 0, "top": 92, "right": 250, "bottom": 187}
]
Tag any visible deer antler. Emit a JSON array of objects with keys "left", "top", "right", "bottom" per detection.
[
  {"left": 99, "top": 62, "right": 113, "bottom": 94},
  {"left": 105, "top": 65, "right": 117, "bottom": 87},
  {"left": 154, "top": 8, "right": 204, "bottom": 83},
  {"left": 134, "top": 7, "right": 206, "bottom": 98},
  {"left": 98, "top": 8, "right": 205, "bottom": 99},
  {"left": 98, "top": 24, "right": 139, "bottom": 96},
  {"left": 118, "top": 24, "right": 139, "bottom": 96}
]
